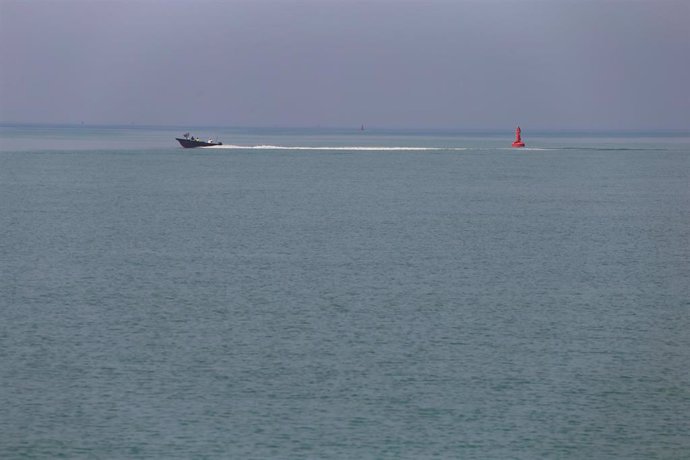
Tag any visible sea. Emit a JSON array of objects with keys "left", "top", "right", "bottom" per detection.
[{"left": 1, "top": 125, "right": 688, "bottom": 459}]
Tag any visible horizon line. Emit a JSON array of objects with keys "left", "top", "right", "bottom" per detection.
[{"left": 1, "top": 121, "right": 689, "bottom": 135}]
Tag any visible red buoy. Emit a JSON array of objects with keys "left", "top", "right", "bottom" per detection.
[{"left": 512, "top": 126, "right": 525, "bottom": 148}]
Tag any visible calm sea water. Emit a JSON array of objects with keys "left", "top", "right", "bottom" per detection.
[{"left": 1, "top": 125, "right": 689, "bottom": 459}]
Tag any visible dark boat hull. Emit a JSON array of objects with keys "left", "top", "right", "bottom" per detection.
[{"left": 176, "top": 138, "right": 222, "bottom": 148}]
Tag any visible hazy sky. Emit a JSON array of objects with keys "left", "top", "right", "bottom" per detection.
[{"left": 1, "top": 0, "right": 688, "bottom": 129}]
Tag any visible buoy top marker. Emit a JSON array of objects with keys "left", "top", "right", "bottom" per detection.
[{"left": 512, "top": 126, "right": 525, "bottom": 148}]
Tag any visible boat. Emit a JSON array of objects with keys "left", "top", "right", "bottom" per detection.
[
  {"left": 176, "top": 133, "right": 222, "bottom": 148},
  {"left": 512, "top": 126, "right": 525, "bottom": 148}
]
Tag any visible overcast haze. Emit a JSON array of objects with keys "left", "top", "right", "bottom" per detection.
[{"left": 1, "top": 0, "right": 688, "bottom": 129}]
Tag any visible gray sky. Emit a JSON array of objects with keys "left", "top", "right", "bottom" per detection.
[{"left": 1, "top": 0, "right": 688, "bottom": 129}]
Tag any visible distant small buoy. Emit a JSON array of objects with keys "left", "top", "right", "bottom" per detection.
[{"left": 512, "top": 126, "right": 525, "bottom": 148}]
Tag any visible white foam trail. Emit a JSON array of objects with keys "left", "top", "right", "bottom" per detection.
[{"left": 204, "top": 144, "right": 468, "bottom": 151}]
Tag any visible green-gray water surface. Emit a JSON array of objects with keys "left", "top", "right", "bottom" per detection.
[{"left": 1, "top": 126, "right": 689, "bottom": 458}]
